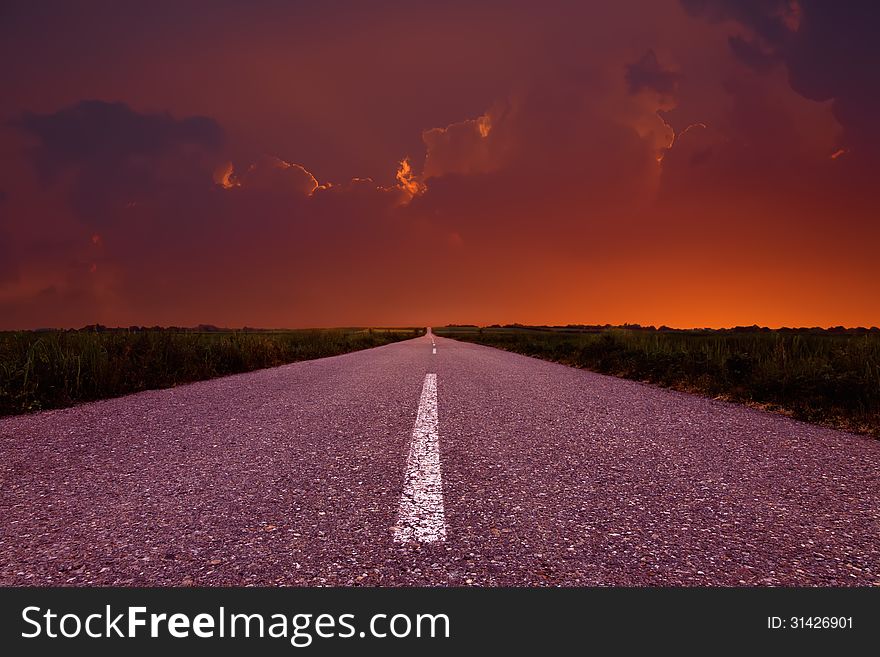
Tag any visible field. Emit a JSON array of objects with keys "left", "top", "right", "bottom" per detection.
[
  {"left": 0, "top": 327, "right": 424, "bottom": 416},
  {"left": 435, "top": 325, "right": 880, "bottom": 437}
]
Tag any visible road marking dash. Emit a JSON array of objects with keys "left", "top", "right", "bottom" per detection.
[
  {"left": 432, "top": 347, "right": 436, "bottom": 354},
  {"left": 393, "top": 373, "right": 445, "bottom": 543}
]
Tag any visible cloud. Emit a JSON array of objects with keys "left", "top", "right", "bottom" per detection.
[
  {"left": 13, "top": 100, "right": 224, "bottom": 227},
  {"left": 15, "top": 100, "right": 222, "bottom": 178},
  {"left": 680, "top": 0, "right": 799, "bottom": 44},
  {"left": 394, "top": 157, "right": 427, "bottom": 198},
  {"left": 215, "top": 155, "right": 417, "bottom": 211},
  {"left": 681, "top": 0, "right": 880, "bottom": 158},
  {"left": 421, "top": 107, "right": 505, "bottom": 179},
  {"left": 727, "top": 34, "right": 778, "bottom": 72},
  {"left": 407, "top": 70, "right": 671, "bottom": 271},
  {"left": 625, "top": 50, "right": 681, "bottom": 99},
  {"left": 235, "top": 156, "right": 321, "bottom": 196}
]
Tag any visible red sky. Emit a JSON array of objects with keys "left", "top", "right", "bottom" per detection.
[{"left": 1, "top": 0, "right": 878, "bottom": 329}]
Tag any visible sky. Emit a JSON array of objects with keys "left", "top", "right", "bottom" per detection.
[{"left": 1, "top": 0, "right": 878, "bottom": 329}]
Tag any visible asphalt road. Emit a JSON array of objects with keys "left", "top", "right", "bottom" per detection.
[{"left": 1, "top": 330, "right": 878, "bottom": 586}]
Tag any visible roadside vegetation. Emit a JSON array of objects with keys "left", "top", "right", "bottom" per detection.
[
  {"left": 0, "top": 326, "right": 423, "bottom": 416},
  {"left": 435, "top": 325, "right": 880, "bottom": 437}
]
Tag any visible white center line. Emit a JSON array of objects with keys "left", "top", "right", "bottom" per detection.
[
  {"left": 393, "top": 373, "right": 446, "bottom": 543},
  {"left": 432, "top": 347, "right": 436, "bottom": 354}
]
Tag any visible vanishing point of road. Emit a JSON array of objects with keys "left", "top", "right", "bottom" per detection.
[{"left": 1, "top": 330, "right": 878, "bottom": 586}]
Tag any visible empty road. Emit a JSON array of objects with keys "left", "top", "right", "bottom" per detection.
[{"left": 1, "top": 330, "right": 878, "bottom": 586}]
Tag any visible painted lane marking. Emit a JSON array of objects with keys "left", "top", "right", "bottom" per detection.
[
  {"left": 432, "top": 347, "right": 437, "bottom": 354},
  {"left": 393, "top": 373, "right": 445, "bottom": 543}
]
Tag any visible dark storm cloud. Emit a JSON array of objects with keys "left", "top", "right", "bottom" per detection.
[
  {"left": 13, "top": 100, "right": 224, "bottom": 226},
  {"left": 727, "top": 35, "right": 778, "bottom": 72},
  {"left": 625, "top": 50, "right": 681, "bottom": 97},
  {"left": 680, "top": 0, "right": 796, "bottom": 44},
  {"left": 15, "top": 100, "right": 223, "bottom": 178},
  {"left": 682, "top": 0, "right": 880, "bottom": 155}
]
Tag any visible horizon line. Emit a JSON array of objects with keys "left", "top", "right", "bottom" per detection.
[{"left": 4, "top": 322, "right": 880, "bottom": 333}]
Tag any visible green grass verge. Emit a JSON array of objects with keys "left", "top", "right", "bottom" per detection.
[
  {"left": 0, "top": 327, "right": 424, "bottom": 416},
  {"left": 435, "top": 325, "right": 880, "bottom": 437}
]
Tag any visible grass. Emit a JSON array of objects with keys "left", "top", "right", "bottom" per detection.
[
  {"left": 435, "top": 325, "right": 880, "bottom": 438},
  {"left": 0, "top": 326, "right": 424, "bottom": 416}
]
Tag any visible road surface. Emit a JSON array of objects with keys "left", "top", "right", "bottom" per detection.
[{"left": 1, "top": 330, "right": 878, "bottom": 586}]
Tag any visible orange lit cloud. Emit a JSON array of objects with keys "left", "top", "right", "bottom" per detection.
[
  {"left": 394, "top": 157, "right": 426, "bottom": 199},
  {"left": 214, "top": 156, "right": 335, "bottom": 199},
  {"left": 213, "top": 161, "right": 239, "bottom": 189},
  {"left": 421, "top": 108, "right": 504, "bottom": 179},
  {"left": 215, "top": 154, "right": 425, "bottom": 208}
]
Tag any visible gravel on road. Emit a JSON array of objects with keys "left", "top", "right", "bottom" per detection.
[{"left": 1, "top": 332, "right": 878, "bottom": 586}]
